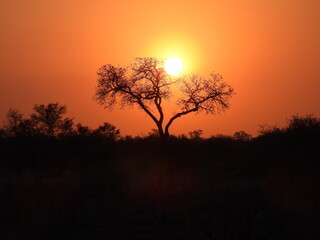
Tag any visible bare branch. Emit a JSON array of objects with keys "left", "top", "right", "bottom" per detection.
[
  {"left": 164, "top": 73, "right": 234, "bottom": 135},
  {"left": 177, "top": 73, "right": 234, "bottom": 114},
  {"left": 94, "top": 58, "right": 234, "bottom": 140}
]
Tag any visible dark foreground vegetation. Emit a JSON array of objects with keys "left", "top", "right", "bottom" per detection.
[{"left": 0, "top": 106, "right": 319, "bottom": 239}]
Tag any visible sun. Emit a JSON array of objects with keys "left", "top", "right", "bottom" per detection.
[{"left": 164, "top": 57, "right": 183, "bottom": 76}]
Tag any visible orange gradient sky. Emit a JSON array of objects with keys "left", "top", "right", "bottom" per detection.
[{"left": 1, "top": 0, "right": 320, "bottom": 137}]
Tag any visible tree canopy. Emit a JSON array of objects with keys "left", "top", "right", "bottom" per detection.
[{"left": 95, "top": 57, "right": 235, "bottom": 140}]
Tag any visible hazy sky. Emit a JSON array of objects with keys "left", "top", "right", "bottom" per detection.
[{"left": 1, "top": 0, "right": 320, "bottom": 137}]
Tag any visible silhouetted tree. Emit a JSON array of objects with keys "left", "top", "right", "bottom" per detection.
[
  {"left": 258, "top": 115, "right": 320, "bottom": 138},
  {"left": 76, "top": 123, "right": 92, "bottom": 136},
  {"left": 3, "top": 109, "right": 24, "bottom": 137},
  {"left": 286, "top": 114, "right": 320, "bottom": 133},
  {"left": 93, "top": 122, "right": 120, "bottom": 140},
  {"left": 17, "top": 119, "right": 38, "bottom": 137},
  {"left": 95, "top": 57, "right": 234, "bottom": 141},
  {"left": 3, "top": 109, "right": 37, "bottom": 137},
  {"left": 234, "top": 131, "right": 252, "bottom": 141},
  {"left": 258, "top": 124, "right": 282, "bottom": 137},
  {"left": 58, "top": 118, "right": 75, "bottom": 137},
  {"left": 31, "top": 103, "right": 72, "bottom": 137},
  {"left": 188, "top": 129, "right": 203, "bottom": 139}
]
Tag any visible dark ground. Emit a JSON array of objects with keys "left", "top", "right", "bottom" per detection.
[{"left": 0, "top": 130, "right": 319, "bottom": 240}]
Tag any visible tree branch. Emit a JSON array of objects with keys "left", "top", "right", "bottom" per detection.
[{"left": 164, "top": 107, "right": 199, "bottom": 136}]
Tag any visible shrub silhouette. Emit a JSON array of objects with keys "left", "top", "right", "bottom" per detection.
[{"left": 93, "top": 122, "right": 120, "bottom": 140}]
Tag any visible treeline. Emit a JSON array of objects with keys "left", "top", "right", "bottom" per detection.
[
  {"left": 2, "top": 102, "right": 320, "bottom": 142},
  {"left": 0, "top": 103, "right": 120, "bottom": 139}
]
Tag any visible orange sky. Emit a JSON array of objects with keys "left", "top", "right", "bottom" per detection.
[{"left": 1, "top": 0, "right": 320, "bottom": 137}]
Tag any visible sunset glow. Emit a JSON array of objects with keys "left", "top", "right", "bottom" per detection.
[
  {"left": 0, "top": 0, "right": 320, "bottom": 137},
  {"left": 164, "top": 57, "right": 183, "bottom": 76},
  {"left": 0, "top": 2, "right": 319, "bottom": 238}
]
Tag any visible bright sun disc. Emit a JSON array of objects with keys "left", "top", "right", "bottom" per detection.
[{"left": 164, "top": 57, "right": 183, "bottom": 76}]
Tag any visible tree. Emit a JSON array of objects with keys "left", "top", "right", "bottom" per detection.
[
  {"left": 95, "top": 57, "right": 234, "bottom": 141},
  {"left": 16, "top": 119, "right": 38, "bottom": 137},
  {"left": 76, "top": 123, "right": 92, "bottom": 136},
  {"left": 234, "top": 131, "right": 252, "bottom": 141},
  {"left": 93, "top": 122, "right": 120, "bottom": 140},
  {"left": 3, "top": 109, "right": 24, "bottom": 137},
  {"left": 287, "top": 114, "right": 320, "bottom": 133},
  {"left": 188, "top": 129, "right": 203, "bottom": 140},
  {"left": 31, "top": 103, "right": 73, "bottom": 136},
  {"left": 2, "top": 104, "right": 74, "bottom": 137},
  {"left": 2, "top": 109, "right": 37, "bottom": 137},
  {"left": 58, "top": 118, "right": 75, "bottom": 137}
]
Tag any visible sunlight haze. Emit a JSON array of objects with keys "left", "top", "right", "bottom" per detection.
[
  {"left": 1, "top": 0, "right": 320, "bottom": 137},
  {"left": 164, "top": 57, "right": 183, "bottom": 76}
]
